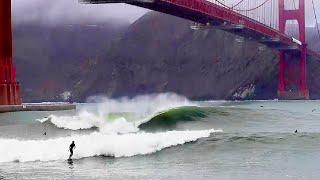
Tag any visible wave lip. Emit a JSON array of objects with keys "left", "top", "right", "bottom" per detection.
[
  {"left": 137, "top": 106, "right": 228, "bottom": 131},
  {"left": 0, "top": 129, "right": 221, "bottom": 163}
]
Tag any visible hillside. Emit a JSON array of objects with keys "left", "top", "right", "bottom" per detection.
[{"left": 13, "top": 22, "right": 129, "bottom": 102}]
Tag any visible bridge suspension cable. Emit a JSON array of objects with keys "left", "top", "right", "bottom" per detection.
[
  {"left": 212, "top": 0, "right": 278, "bottom": 29},
  {"left": 230, "top": 0, "right": 246, "bottom": 9},
  {"left": 291, "top": 0, "right": 296, "bottom": 10},
  {"left": 311, "top": 0, "right": 320, "bottom": 43},
  {"left": 215, "top": 0, "right": 271, "bottom": 12}
]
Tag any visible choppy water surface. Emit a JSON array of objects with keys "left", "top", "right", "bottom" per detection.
[{"left": 0, "top": 94, "right": 319, "bottom": 180}]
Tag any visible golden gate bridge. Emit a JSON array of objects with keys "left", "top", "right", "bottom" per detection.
[{"left": 0, "top": 0, "right": 319, "bottom": 104}]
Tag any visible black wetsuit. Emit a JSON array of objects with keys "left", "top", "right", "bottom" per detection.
[{"left": 69, "top": 142, "right": 75, "bottom": 159}]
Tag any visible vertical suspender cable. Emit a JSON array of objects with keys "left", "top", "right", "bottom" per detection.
[{"left": 311, "top": 0, "right": 320, "bottom": 42}]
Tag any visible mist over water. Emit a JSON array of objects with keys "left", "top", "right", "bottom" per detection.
[{"left": 0, "top": 94, "right": 320, "bottom": 179}]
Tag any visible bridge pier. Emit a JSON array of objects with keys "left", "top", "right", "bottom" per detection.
[
  {"left": 278, "top": 49, "right": 309, "bottom": 99},
  {"left": 0, "top": 0, "right": 22, "bottom": 105},
  {"left": 278, "top": 0, "right": 309, "bottom": 99}
]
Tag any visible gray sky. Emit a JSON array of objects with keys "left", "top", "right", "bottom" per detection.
[
  {"left": 12, "top": 0, "right": 319, "bottom": 26},
  {"left": 12, "top": 0, "right": 148, "bottom": 24}
]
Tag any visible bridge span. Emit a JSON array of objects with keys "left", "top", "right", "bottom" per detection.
[
  {"left": 82, "top": 0, "right": 303, "bottom": 51},
  {"left": 82, "top": 0, "right": 320, "bottom": 99}
]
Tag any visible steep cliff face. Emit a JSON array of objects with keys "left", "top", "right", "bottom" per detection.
[{"left": 72, "top": 12, "right": 280, "bottom": 101}]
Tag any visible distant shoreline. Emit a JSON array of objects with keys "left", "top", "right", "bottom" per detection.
[{"left": 0, "top": 103, "right": 76, "bottom": 113}]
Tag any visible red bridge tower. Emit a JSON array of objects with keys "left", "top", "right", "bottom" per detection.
[
  {"left": 278, "top": 0, "right": 308, "bottom": 99},
  {"left": 0, "top": 0, "right": 21, "bottom": 105}
]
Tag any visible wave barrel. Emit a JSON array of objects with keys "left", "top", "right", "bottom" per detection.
[{"left": 0, "top": 0, "right": 21, "bottom": 105}]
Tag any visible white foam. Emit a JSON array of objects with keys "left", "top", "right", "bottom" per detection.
[
  {"left": 38, "top": 111, "right": 101, "bottom": 130},
  {"left": 38, "top": 114, "right": 139, "bottom": 134},
  {"left": 0, "top": 129, "right": 220, "bottom": 163}
]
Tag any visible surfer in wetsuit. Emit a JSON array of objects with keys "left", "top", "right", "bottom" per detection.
[{"left": 69, "top": 141, "right": 76, "bottom": 159}]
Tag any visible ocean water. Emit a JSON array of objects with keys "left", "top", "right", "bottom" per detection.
[{"left": 0, "top": 94, "right": 319, "bottom": 180}]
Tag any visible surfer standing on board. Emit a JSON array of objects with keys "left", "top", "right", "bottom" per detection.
[{"left": 69, "top": 141, "right": 76, "bottom": 159}]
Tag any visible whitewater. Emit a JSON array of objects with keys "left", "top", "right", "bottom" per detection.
[
  {"left": 0, "top": 93, "right": 221, "bottom": 163},
  {"left": 0, "top": 129, "right": 217, "bottom": 163}
]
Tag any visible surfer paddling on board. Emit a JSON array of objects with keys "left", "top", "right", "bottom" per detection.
[{"left": 68, "top": 141, "right": 76, "bottom": 160}]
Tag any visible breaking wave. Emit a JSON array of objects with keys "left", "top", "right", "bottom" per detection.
[
  {"left": 38, "top": 112, "right": 139, "bottom": 134},
  {"left": 0, "top": 94, "right": 225, "bottom": 163},
  {"left": 0, "top": 129, "right": 219, "bottom": 163},
  {"left": 38, "top": 93, "right": 197, "bottom": 134},
  {"left": 37, "top": 94, "right": 228, "bottom": 134},
  {"left": 138, "top": 106, "right": 228, "bottom": 131}
]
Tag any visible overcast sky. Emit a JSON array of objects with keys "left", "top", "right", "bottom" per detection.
[
  {"left": 12, "top": 0, "right": 148, "bottom": 24},
  {"left": 12, "top": 0, "right": 319, "bottom": 26}
]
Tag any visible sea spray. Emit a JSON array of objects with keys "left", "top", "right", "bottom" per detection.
[
  {"left": 38, "top": 93, "right": 195, "bottom": 133},
  {"left": 88, "top": 93, "right": 195, "bottom": 119}
]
